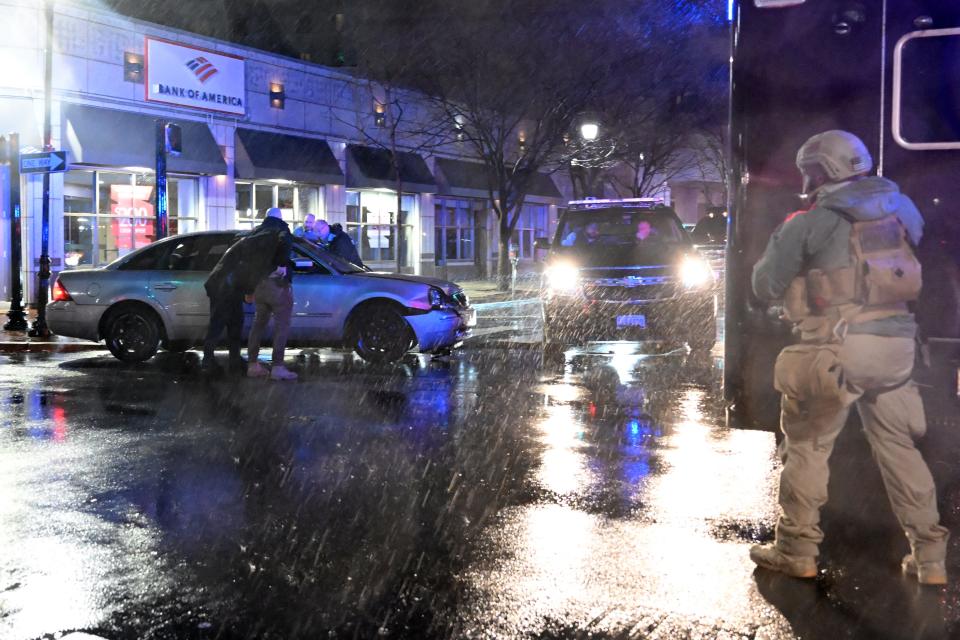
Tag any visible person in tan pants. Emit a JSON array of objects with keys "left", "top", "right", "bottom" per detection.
[
  {"left": 750, "top": 130, "right": 949, "bottom": 585},
  {"left": 245, "top": 208, "right": 298, "bottom": 381}
]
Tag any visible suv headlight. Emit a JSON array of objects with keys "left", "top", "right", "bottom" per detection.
[
  {"left": 428, "top": 287, "right": 445, "bottom": 308},
  {"left": 544, "top": 262, "right": 580, "bottom": 294},
  {"left": 680, "top": 256, "right": 713, "bottom": 288}
]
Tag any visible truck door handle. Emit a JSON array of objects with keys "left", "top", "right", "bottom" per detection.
[{"left": 152, "top": 282, "right": 178, "bottom": 291}]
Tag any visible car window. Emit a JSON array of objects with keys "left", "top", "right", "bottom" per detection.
[
  {"left": 157, "top": 237, "right": 204, "bottom": 271},
  {"left": 116, "top": 241, "right": 173, "bottom": 271},
  {"left": 290, "top": 246, "right": 331, "bottom": 275},
  {"left": 195, "top": 235, "right": 240, "bottom": 271}
]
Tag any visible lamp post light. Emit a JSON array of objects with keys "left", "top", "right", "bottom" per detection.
[{"left": 579, "top": 121, "right": 600, "bottom": 142}]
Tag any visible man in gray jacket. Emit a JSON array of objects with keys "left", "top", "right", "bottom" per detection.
[{"left": 750, "top": 130, "right": 949, "bottom": 585}]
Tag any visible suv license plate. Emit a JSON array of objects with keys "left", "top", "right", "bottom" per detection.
[{"left": 616, "top": 314, "right": 646, "bottom": 328}]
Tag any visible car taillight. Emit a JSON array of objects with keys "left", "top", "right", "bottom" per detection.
[{"left": 51, "top": 279, "right": 73, "bottom": 302}]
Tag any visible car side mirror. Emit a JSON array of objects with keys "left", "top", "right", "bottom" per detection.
[{"left": 534, "top": 237, "right": 551, "bottom": 250}]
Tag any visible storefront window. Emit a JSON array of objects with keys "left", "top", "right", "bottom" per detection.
[
  {"left": 235, "top": 181, "right": 323, "bottom": 229},
  {"left": 62, "top": 169, "right": 199, "bottom": 268},
  {"left": 510, "top": 203, "right": 548, "bottom": 260},
  {"left": 345, "top": 191, "right": 415, "bottom": 267},
  {"left": 434, "top": 197, "right": 479, "bottom": 263}
]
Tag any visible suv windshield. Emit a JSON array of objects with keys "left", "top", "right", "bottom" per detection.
[{"left": 556, "top": 208, "right": 686, "bottom": 248}]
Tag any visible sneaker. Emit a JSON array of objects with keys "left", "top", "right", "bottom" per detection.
[
  {"left": 902, "top": 554, "right": 948, "bottom": 585},
  {"left": 247, "top": 362, "right": 269, "bottom": 378},
  {"left": 270, "top": 365, "right": 298, "bottom": 381},
  {"left": 749, "top": 544, "right": 818, "bottom": 579}
]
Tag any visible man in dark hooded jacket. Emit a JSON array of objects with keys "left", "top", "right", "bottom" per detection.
[
  {"left": 245, "top": 208, "right": 297, "bottom": 381},
  {"left": 315, "top": 219, "right": 364, "bottom": 268},
  {"left": 202, "top": 209, "right": 290, "bottom": 373},
  {"left": 748, "top": 130, "right": 949, "bottom": 585}
]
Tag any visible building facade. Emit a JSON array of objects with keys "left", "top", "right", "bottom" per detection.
[{"left": 0, "top": 0, "right": 564, "bottom": 306}]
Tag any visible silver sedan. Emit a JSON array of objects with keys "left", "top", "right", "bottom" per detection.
[{"left": 47, "top": 231, "right": 476, "bottom": 364}]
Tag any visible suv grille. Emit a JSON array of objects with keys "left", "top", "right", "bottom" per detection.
[{"left": 584, "top": 282, "right": 677, "bottom": 303}]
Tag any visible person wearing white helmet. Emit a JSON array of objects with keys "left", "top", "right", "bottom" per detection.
[{"left": 750, "top": 130, "right": 949, "bottom": 584}]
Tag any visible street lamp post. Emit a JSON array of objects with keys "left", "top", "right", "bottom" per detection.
[
  {"left": 569, "top": 119, "right": 617, "bottom": 199},
  {"left": 29, "top": 0, "right": 54, "bottom": 338},
  {"left": 3, "top": 133, "right": 27, "bottom": 331}
]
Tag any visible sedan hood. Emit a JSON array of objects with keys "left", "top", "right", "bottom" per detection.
[{"left": 351, "top": 271, "right": 460, "bottom": 294}]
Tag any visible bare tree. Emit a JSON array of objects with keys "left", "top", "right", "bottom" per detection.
[
  {"left": 332, "top": 79, "right": 447, "bottom": 272},
  {"left": 689, "top": 127, "right": 730, "bottom": 207},
  {"left": 349, "top": 0, "right": 724, "bottom": 288}
]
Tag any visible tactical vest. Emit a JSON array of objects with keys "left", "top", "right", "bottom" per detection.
[{"left": 783, "top": 212, "right": 921, "bottom": 336}]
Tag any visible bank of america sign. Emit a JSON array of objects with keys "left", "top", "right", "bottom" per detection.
[{"left": 145, "top": 38, "right": 246, "bottom": 115}]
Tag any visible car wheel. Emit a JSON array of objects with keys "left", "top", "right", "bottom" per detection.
[
  {"left": 352, "top": 305, "right": 414, "bottom": 364},
  {"left": 104, "top": 306, "right": 161, "bottom": 363}
]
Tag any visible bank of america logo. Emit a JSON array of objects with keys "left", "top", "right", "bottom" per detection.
[{"left": 185, "top": 56, "right": 219, "bottom": 83}]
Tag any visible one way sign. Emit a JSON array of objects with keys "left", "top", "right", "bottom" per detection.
[{"left": 20, "top": 151, "right": 67, "bottom": 174}]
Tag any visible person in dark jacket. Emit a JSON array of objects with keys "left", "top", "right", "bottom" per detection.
[
  {"left": 202, "top": 214, "right": 290, "bottom": 373},
  {"left": 246, "top": 208, "right": 298, "bottom": 381},
  {"left": 316, "top": 219, "right": 364, "bottom": 268}
]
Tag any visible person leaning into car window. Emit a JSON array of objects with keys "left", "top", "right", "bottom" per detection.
[
  {"left": 315, "top": 219, "right": 365, "bottom": 268},
  {"left": 202, "top": 214, "right": 292, "bottom": 374},
  {"left": 246, "top": 208, "right": 299, "bottom": 381}
]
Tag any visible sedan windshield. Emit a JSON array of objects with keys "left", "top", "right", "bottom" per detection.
[
  {"left": 295, "top": 239, "right": 367, "bottom": 274},
  {"left": 557, "top": 209, "right": 686, "bottom": 248}
]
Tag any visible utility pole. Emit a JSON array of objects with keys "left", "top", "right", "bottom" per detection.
[
  {"left": 29, "top": 0, "right": 54, "bottom": 337},
  {"left": 3, "top": 133, "right": 26, "bottom": 331}
]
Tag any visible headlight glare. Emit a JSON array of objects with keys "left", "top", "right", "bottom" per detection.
[
  {"left": 680, "top": 256, "right": 713, "bottom": 288},
  {"left": 545, "top": 263, "right": 580, "bottom": 293}
]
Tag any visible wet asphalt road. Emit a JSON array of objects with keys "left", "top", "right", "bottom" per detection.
[{"left": 3, "top": 301, "right": 960, "bottom": 639}]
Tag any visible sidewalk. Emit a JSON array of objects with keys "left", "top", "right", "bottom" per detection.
[
  {"left": 0, "top": 304, "right": 104, "bottom": 353},
  {"left": 458, "top": 277, "right": 540, "bottom": 305}
]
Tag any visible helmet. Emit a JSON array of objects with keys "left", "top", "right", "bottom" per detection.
[{"left": 796, "top": 130, "right": 873, "bottom": 195}]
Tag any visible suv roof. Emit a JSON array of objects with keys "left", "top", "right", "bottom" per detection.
[{"left": 568, "top": 197, "right": 664, "bottom": 210}]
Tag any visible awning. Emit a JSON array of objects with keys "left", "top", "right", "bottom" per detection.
[
  {"left": 234, "top": 128, "right": 343, "bottom": 184},
  {"left": 526, "top": 171, "right": 562, "bottom": 199},
  {"left": 435, "top": 156, "right": 561, "bottom": 200},
  {"left": 346, "top": 144, "right": 437, "bottom": 193},
  {"left": 0, "top": 97, "right": 42, "bottom": 148},
  {"left": 434, "top": 157, "right": 489, "bottom": 198},
  {"left": 62, "top": 103, "right": 226, "bottom": 175}
]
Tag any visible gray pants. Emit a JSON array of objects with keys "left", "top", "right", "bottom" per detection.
[
  {"left": 248, "top": 277, "right": 293, "bottom": 366},
  {"left": 775, "top": 334, "right": 949, "bottom": 562}
]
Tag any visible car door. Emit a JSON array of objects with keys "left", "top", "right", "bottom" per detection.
[
  {"left": 288, "top": 245, "right": 342, "bottom": 343},
  {"left": 148, "top": 235, "right": 233, "bottom": 340}
]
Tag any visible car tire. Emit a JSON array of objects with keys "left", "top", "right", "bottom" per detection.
[
  {"left": 351, "top": 304, "right": 414, "bottom": 364},
  {"left": 104, "top": 305, "right": 162, "bottom": 363}
]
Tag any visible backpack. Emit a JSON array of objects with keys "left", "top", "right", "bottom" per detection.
[{"left": 805, "top": 212, "right": 921, "bottom": 310}]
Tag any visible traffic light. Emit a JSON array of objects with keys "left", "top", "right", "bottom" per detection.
[{"left": 164, "top": 123, "right": 182, "bottom": 156}]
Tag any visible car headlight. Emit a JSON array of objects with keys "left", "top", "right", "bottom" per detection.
[
  {"left": 544, "top": 262, "right": 581, "bottom": 294},
  {"left": 428, "top": 287, "right": 445, "bottom": 308},
  {"left": 680, "top": 256, "right": 714, "bottom": 288}
]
